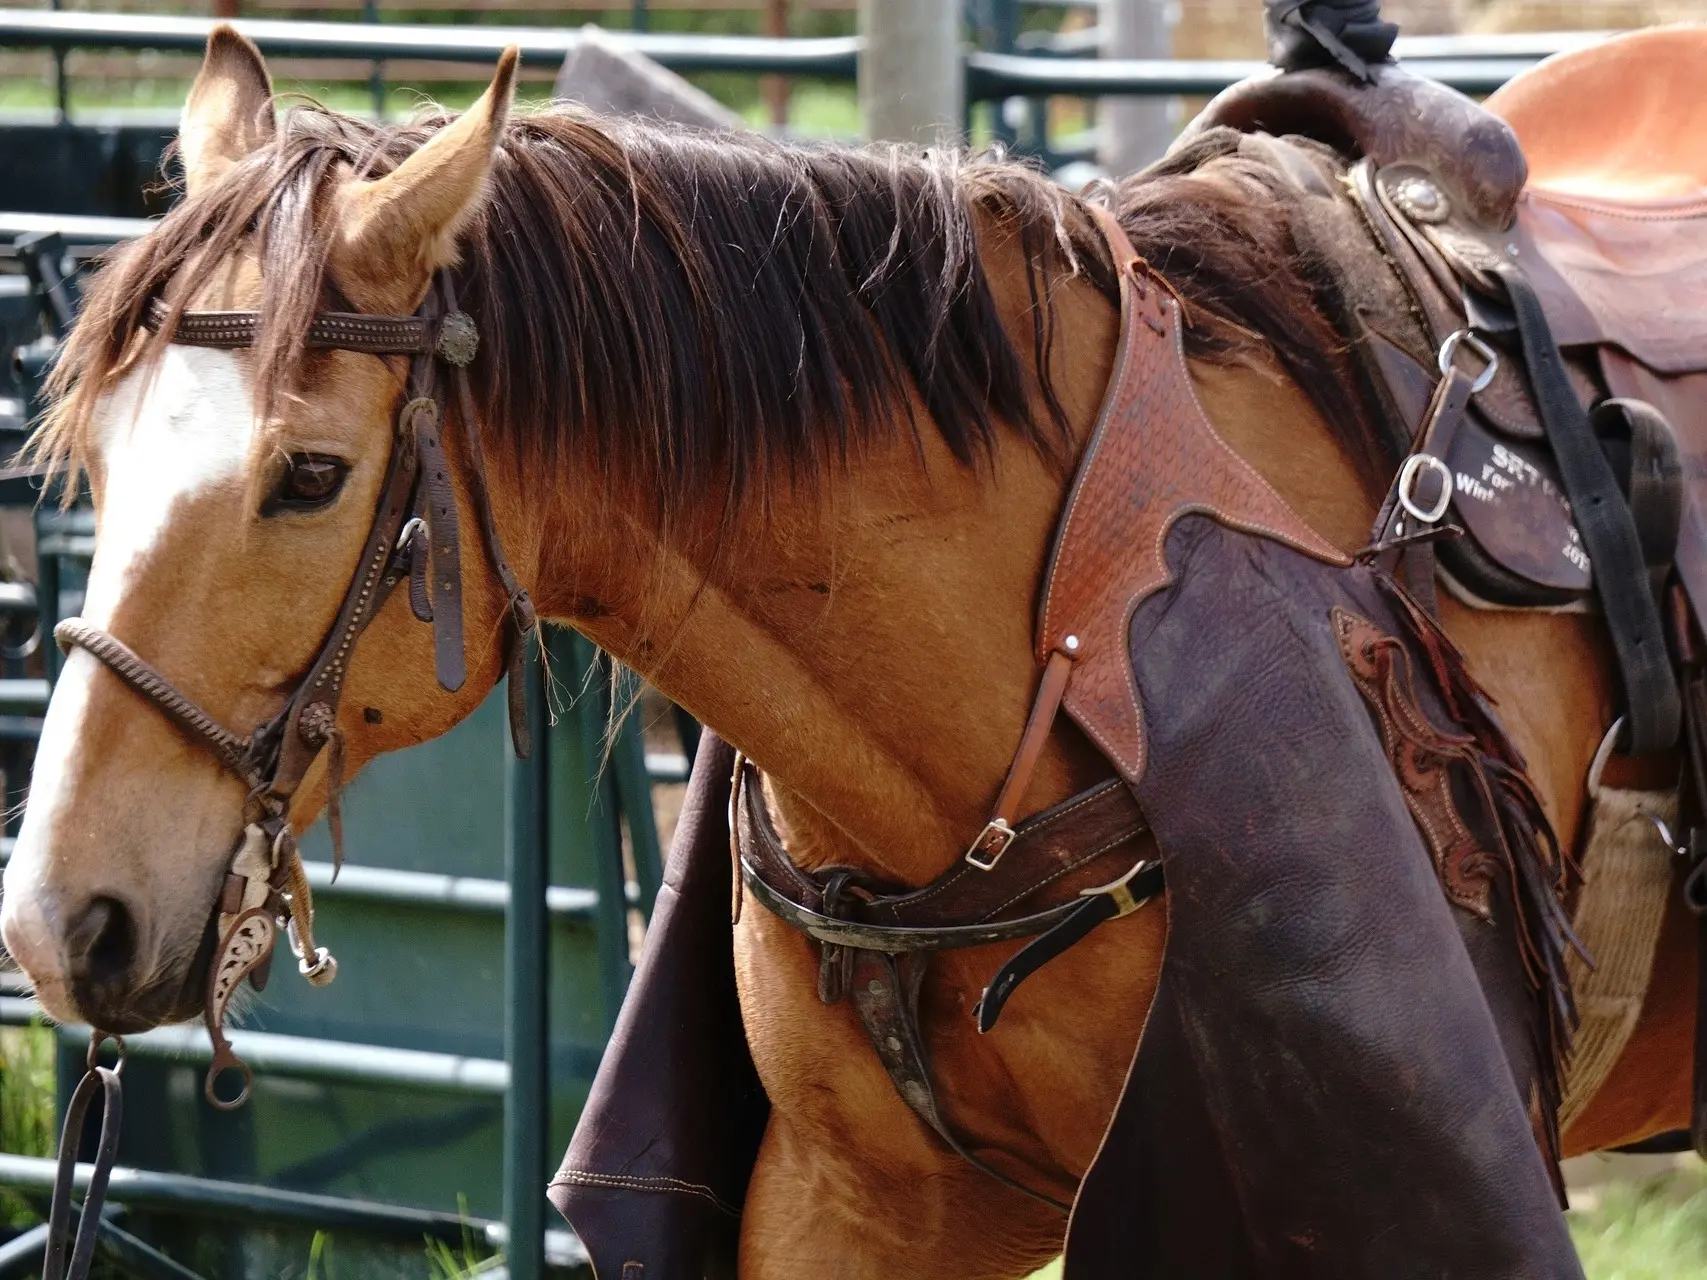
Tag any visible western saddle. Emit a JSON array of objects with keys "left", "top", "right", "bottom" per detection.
[
  {"left": 1193, "top": 21, "right": 1707, "bottom": 1145},
  {"left": 1190, "top": 26, "right": 1707, "bottom": 754}
]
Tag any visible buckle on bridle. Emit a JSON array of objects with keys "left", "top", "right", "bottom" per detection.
[{"left": 965, "top": 818, "right": 1017, "bottom": 871}]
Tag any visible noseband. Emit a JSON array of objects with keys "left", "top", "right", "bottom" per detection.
[{"left": 55, "top": 271, "right": 537, "bottom": 1107}]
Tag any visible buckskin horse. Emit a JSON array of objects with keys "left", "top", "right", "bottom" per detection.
[{"left": 4, "top": 10, "right": 1706, "bottom": 1277}]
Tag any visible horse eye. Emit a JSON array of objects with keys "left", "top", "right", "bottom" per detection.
[{"left": 268, "top": 454, "right": 349, "bottom": 513}]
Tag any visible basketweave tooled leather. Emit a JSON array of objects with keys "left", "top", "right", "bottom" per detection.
[{"left": 1036, "top": 206, "right": 1347, "bottom": 785}]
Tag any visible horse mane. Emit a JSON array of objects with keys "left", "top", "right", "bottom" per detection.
[{"left": 37, "top": 104, "right": 1379, "bottom": 515}]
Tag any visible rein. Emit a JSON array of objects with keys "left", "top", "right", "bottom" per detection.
[{"left": 55, "top": 272, "right": 537, "bottom": 1109}]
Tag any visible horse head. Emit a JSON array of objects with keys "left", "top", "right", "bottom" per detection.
[{"left": 1, "top": 30, "right": 523, "bottom": 1032}]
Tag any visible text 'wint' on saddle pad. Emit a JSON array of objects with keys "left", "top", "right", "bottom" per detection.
[{"left": 550, "top": 24, "right": 1707, "bottom": 1280}]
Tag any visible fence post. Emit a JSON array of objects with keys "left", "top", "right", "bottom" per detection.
[
  {"left": 362, "top": 0, "right": 384, "bottom": 119},
  {"left": 503, "top": 642, "right": 549, "bottom": 1280},
  {"left": 858, "top": 0, "right": 962, "bottom": 144},
  {"left": 1099, "top": 0, "right": 1175, "bottom": 173}
]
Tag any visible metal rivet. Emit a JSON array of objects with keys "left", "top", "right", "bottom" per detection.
[
  {"left": 885, "top": 1035, "right": 902, "bottom": 1052},
  {"left": 867, "top": 980, "right": 886, "bottom": 996},
  {"left": 1063, "top": 634, "right": 1080, "bottom": 653}
]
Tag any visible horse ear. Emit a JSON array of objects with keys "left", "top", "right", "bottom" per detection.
[
  {"left": 180, "top": 25, "right": 275, "bottom": 197},
  {"left": 333, "top": 48, "right": 519, "bottom": 306}
]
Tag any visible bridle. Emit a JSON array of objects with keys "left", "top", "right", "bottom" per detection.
[{"left": 53, "top": 269, "right": 537, "bottom": 1108}]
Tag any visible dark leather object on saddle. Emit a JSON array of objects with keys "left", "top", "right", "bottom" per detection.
[
  {"left": 1191, "top": 32, "right": 1707, "bottom": 758},
  {"left": 1067, "top": 516, "right": 1581, "bottom": 1279}
]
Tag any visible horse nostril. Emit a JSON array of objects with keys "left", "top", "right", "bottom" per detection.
[{"left": 65, "top": 896, "right": 138, "bottom": 992}]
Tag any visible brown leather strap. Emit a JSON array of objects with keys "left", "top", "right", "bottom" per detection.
[
  {"left": 736, "top": 759, "right": 1147, "bottom": 947},
  {"left": 145, "top": 297, "right": 435, "bottom": 356},
  {"left": 410, "top": 395, "right": 467, "bottom": 693},
  {"left": 271, "top": 391, "right": 433, "bottom": 795},
  {"left": 439, "top": 272, "right": 539, "bottom": 759},
  {"left": 966, "top": 645, "right": 1078, "bottom": 870},
  {"left": 848, "top": 948, "right": 1072, "bottom": 1214}
]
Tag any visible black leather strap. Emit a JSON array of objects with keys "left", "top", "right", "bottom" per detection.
[
  {"left": 976, "top": 860, "right": 1165, "bottom": 1032},
  {"left": 1496, "top": 264, "right": 1681, "bottom": 755}
]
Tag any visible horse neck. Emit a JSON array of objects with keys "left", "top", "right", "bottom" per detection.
[{"left": 496, "top": 249, "right": 1378, "bottom": 887}]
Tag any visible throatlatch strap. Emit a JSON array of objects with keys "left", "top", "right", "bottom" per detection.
[{"left": 1496, "top": 264, "right": 1680, "bottom": 755}]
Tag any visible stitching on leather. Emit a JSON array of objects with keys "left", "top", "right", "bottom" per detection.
[
  {"left": 977, "top": 830, "right": 1146, "bottom": 921},
  {"left": 1529, "top": 189, "right": 1707, "bottom": 223},
  {"left": 909, "top": 783, "right": 1126, "bottom": 908},
  {"left": 548, "top": 1169, "right": 740, "bottom": 1216},
  {"left": 1018, "top": 779, "right": 1123, "bottom": 836},
  {"left": 892, "top": 862, "right": 973, "bottom": 912},
  {"left": 1039, "top": 270, "right": 1141, "bottom": 649}
]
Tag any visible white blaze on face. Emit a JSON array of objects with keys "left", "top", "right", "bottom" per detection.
[{"left": 0, "top": 347, "right": 256, "bottom": 998}]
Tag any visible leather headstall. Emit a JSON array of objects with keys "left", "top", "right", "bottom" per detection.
[
  {"left": 53, "top": 271, "right": 538, "bottom": 1108},
  {"left": 733, "top": 204, "right": 1177, "bottom": 1211}
]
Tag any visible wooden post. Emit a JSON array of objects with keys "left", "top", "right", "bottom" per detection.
[
  {"left": 859, "top": 0, "right": 962, "bottom": 144},
  {"left": 1098, "top": 0, "right": 1173, "bottom": 175},
  {"left": 762, "top": 0, "right": 791, "bottom": 130}
]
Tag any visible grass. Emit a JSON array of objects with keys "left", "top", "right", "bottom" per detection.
[
  {"left": 0, "top": 1023, "right": 56, "bottom": 1233},
  {"left": 1569, "top": 1159, "right": 1707, "bottom": 1279}
]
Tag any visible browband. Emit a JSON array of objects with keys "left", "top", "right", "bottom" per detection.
[{"left": 142, "top": 295, "right": 477, "bottom": 362}]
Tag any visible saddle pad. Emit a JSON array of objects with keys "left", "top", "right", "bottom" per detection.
[{"left": 1559, "top": 787, "right": 1677, "bottom": 1132}]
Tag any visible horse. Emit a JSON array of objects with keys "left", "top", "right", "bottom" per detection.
[{"left": 0, "top": 27, "right": 1691, "bottom": 1277}]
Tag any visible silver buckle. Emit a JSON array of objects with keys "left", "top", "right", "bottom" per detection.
[
  {"left": 1437, "top": 328, "right": 1499, "bottom": 393},
  {"left": 965, "top": 819, "right": 1017, "bottom": 871},
  {"left": 1397, "top": 453, "right": 1454, "bottom": 525}
]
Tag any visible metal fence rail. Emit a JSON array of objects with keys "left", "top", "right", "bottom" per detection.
[
  {"left": 0, "top": 9, "right": 861, "bottom": 76},
  {"left": 0, "top": 9, "right": 1608, "bottom": 102},
  {"left": 0, "top": 1155, "right": 589, "bottom": 1268}
]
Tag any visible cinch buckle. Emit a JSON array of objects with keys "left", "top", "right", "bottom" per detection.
[
  {"left": 1082, "top": 859, "right": 1161, "bottom": 917},
  {"left": 965, "top": 819, "right": 1017, "bottom": 871}
]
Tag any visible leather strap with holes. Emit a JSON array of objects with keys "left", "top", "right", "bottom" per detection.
[{"left": 145, "top": 297, "right": 437, "bottom": 355}]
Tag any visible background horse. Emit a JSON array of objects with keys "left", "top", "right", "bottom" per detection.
[{"left": 0, "top": 29, "right": 1685, "bottom": 1277}]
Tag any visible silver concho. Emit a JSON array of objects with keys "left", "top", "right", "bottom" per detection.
[
  {"left": 435, "top": 310, "right": 480, "bottom": 367},
  {"left": 1390, "top": 175, "right": 1451, "bottom": 225}
]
